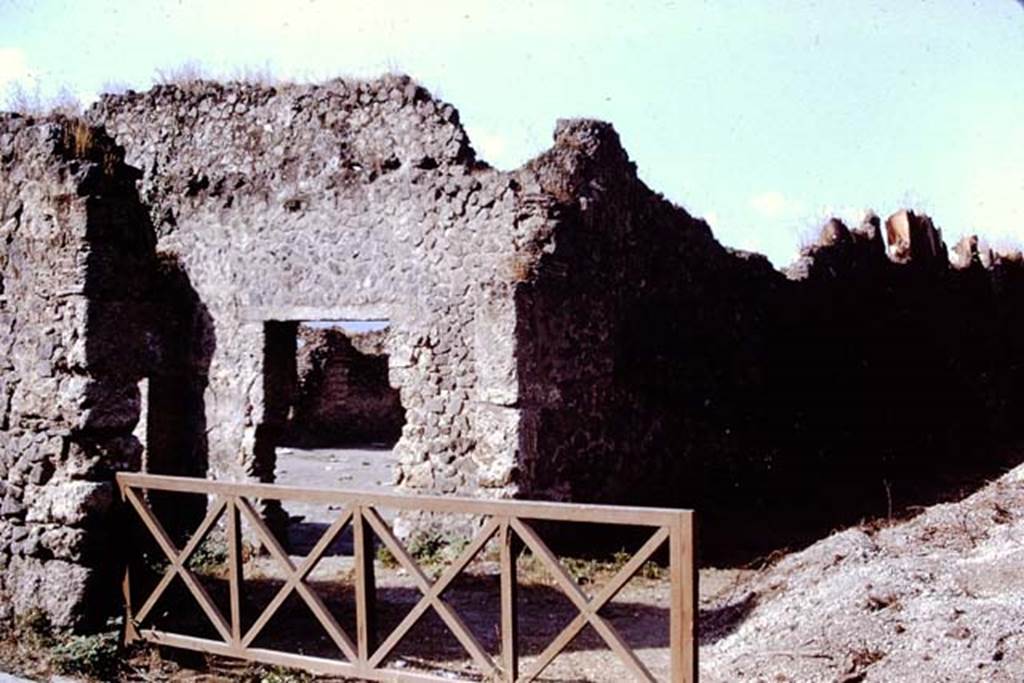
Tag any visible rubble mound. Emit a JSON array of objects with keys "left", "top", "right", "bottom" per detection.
[{"left": 702, "top": 461, "right": 1024, "bottom": 681}]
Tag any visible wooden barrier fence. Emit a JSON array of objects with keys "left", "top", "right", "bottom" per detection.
[{"left": 116, "top": 472, "right": 697, "bottom": 682}]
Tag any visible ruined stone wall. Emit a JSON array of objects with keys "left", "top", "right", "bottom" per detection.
[
  {"left": 6, "top": 75, "right": 1024, "bottom": 626},
  {"left": 513, "top": 124, "right": 1024, "bottom": 560},
  {"left": 0, "top": 116, "right": 157, "bottom": 627},
  {"left": 282, "top": 327, "right": 406, "bottom": 447},
  {"left": 753, "top": 213, "right": 1024, "bottom": 558},
  {"left": 85, "top": 76, "right": 557, "bottom": 512},
  {"left": 513, "top": 120, "right": 781, "bottom": 514}
]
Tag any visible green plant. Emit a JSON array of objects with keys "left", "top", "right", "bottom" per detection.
[
  {"left": 407, "top": 534, "right": 445, "bottom": 565},
  {"left": 240, "top": 663, "right": 314, "bottom": 682},
  {"left": 49, "top": 618, "right": 121, "bottom": 680},
  {"left": 376, "top": 545, "right": 400, "bottom": 569},
  {"left": 186, "top": 536, "right": 228, "bottom": 574},
  {"left": 13, "top": 608, "right": 53, "bottom": 650},
  {"left": 528, "top": 548, "right": 667, "bottom": 585},
  {"left": 640, "top": 559, "right": 667, "bottom": 580}
]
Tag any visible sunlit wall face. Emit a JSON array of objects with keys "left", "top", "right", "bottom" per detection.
[{"left": 2, "top": 0, "right": 1021, "bottom": 267}]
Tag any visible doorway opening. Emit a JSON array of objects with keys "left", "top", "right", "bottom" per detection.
[{"left": 261, "top": 319, "right": 406, "bottom": 553}]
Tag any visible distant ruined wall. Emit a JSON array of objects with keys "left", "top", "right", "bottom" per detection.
[
  {"left": 283, "top": 327, "right": 406, "bottom": 447},
  {"left": 752, "top": 212, "right": 1024, "bottom": 557}
]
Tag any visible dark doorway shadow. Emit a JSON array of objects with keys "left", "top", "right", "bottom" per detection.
[{"left": 143, "top": 254, "right": 216, "bottom": 545}]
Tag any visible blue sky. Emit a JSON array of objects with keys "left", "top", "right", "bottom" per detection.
[{"left": 1, "top": 0, "right": 1022, "bottom": 266}]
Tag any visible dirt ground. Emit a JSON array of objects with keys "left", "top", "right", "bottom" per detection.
[
  {"left": 110, "top": 560, "right": 751, "bottom": 683},
  {"left": 274, "top": 447, "right": 399, "bottom": 555}
]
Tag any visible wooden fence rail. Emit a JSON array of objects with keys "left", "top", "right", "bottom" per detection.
[{"left": 116, "top": 472, "right": 697, "bottom": 682}]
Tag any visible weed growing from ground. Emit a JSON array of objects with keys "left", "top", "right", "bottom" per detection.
[
  {"left": 240, "top": 663, "right": 314, "bottom": 682},
  {"left": 50, "top": 619, "right": 121, "bottom": 680},
  {"left": 186, "top": 536, "right": 229, "bottom": 574}
]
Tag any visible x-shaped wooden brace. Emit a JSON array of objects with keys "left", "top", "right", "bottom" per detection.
[
  {"left": 234, "top": 496, "right": 359, "bottom": 662},
  {"left": 362, "top": 507, "right": 500, "bottom": 677},
  {"left": 511, "top": 518, "right": 670, "bottom": 683},
  {"left": 124, "top": 487, "right": 232, "bottom": 643}
]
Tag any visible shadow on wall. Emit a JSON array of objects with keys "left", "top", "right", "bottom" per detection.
[
  {"left": 630, "top": 217, "right": 1024, "bottom": 564},
  {"left": 515, "top": 164, "right": 1024, "bottom": 566},
  {"left": 144, "top": 254, "right": 215, "bottom": 544},
  {"left": 80, "top": 161, "right": 215, "bottom": 551},
  {"left": 254, "top": 321, "right": 298, "bottom": 485}
]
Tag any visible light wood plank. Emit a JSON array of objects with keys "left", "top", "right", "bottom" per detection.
[
  {"left": 117, "top": 472, "right": 682, "bottom": 527},
  {"left": 227, "top": 498, "right": 243, "bottom": 645},
  {"left": 593, "top": 526, "right": 670, "bottom": 608},
  {"left": 586, "top": 612, "right": 658, "bottom": 682},
  {"left": 133, "top": 494, "right": 227, "bottom": 625},
  {"left": 499, "top": 520, "right": 519, "bottom": 683},
  {"left": 138, "top": 629, "right": 462, "bottom": 682},
  {"left": 511, "top": 518, "right": 661, "bottom": 682},
  {"left": 519, "top": 612, "right": 588, "bottom": 683},
  {"left": 518, "top": 526, "right": 669, "bottom": 682},
  {"left": 509, "top": 518, "right": 591, "bottom": 613},
  {"left": 123, "top": 487, "right": 183, "bottom": 564},
  {"left": 353, "top": 506, "right": 377, "bottom": 663},
  {"left": 124, "top": 489, "right": 231, "bottom": 642},
  {"left": 121, "top": 561, "right": 139, "bottom": 645},
  {"left": 669, "top": 511, "right": 697, "bottom": 683}
]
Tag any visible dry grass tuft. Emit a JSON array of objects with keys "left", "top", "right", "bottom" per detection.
[
  {"left": 155, "top": 61, "right": 280, "bottom": 89},
  {"left": 3, "top": 83, "right": 81, "bottom": 116},
  {"left": 153, "top": 60, "right": 207, "bottom": 86},
  {"left": 60, "top": 119, "right": 96, "bottom": 158},
  {"left": 227, "top": 62, "right": 277, "bottom": 86}
]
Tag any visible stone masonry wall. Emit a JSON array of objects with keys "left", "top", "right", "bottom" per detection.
[
  {"left": 514, "top": 119, "right": 782, "bottom": 515},
  {"left": 0, "top": 116, "right": 157, "bottom": 628},
  {"left": 513, "top": 123, "right": 1024, "bottom": 560},
  {"left": 85, "top": 76, "right": 558, "bottom": 516},
  {"left": 6, "top": 75, "right": 1024, "bottom": 631}
]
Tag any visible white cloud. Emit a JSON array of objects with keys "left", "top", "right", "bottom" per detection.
[
  {"left": 0, "top": 47, "right": 34, "bottom": 89},
  {"left": 750, "top": 190, "right": 803, "bottom": 219}
]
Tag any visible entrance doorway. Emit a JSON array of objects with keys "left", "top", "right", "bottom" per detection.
[{"left": 261, "top": 319, "right": 406, "bottom": 553}]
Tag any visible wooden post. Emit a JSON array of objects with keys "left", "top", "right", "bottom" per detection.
[
  {"left": 669, "top": 511, "right": 697, "bottom": 683},
  {"left": 500, "top": 519, "right": 519, "bottom": 682},
  {"left": 120, "top": 484, "right": 139, "bottom": 646},
  {"left": 227, "top": 497, "right": 244, "bottom": 647},
  {"left": 353, "top": 506, "right": 378, "bottom": 667}
]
